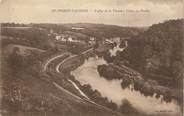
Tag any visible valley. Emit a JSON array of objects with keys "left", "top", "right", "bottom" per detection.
[{"left": 1, "top": 20, "right": 183, "bottom": 116}]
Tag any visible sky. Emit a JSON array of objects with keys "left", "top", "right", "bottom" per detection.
[{"left": 0, "top": 0, "right": 183, "bottom": 26}]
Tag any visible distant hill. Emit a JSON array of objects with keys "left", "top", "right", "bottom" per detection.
[
  {"left": 33, "top": 23, "right": 145, "bottom": 39},
  {"left": 119, "top": 19, "right": 183, "bottom": 87}
]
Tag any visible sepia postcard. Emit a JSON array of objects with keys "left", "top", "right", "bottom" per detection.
[{"left": 0, "top": 0, "right": 183, "bottom": 116}]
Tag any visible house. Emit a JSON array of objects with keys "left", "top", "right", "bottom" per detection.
[
  {"left": 89, "top": 37, "right": 96, "bottom": 45},
  {"left": 89, "top": 37, "right": 95, "bottom": 41},
  {"left": 68, "top": 37, "right": 80, "bottom": 43},
  {"left": 111, "top": 37, "right": 121, "bottom": 43},
  {"left": 55, "top": 35, "right": 61, "bottom": 40},
  {"left": 61, "top": 36, "right": 67, "bottom": 42},
  {"left": 105, "top": 39, "right": 114, "bottom": 44}
]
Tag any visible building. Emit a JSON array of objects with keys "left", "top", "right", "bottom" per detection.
[{"left": 89, "top": 37, "right": 96, "bottom": 45}]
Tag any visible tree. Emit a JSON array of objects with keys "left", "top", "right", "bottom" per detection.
[
  {"left": 119, "top": 99, "right": 137, "bottom": 114},
  {"left": 8, "top": 47, "right": 24, "bottom": 74}
]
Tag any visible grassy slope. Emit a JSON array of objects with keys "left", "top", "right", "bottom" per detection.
[{"left": 1, "top": 44, "right": 124, "bottom": 116}]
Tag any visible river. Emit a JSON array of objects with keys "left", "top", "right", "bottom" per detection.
[{"left": 71, "top": 56, "right": 181, "bottom": 115}]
